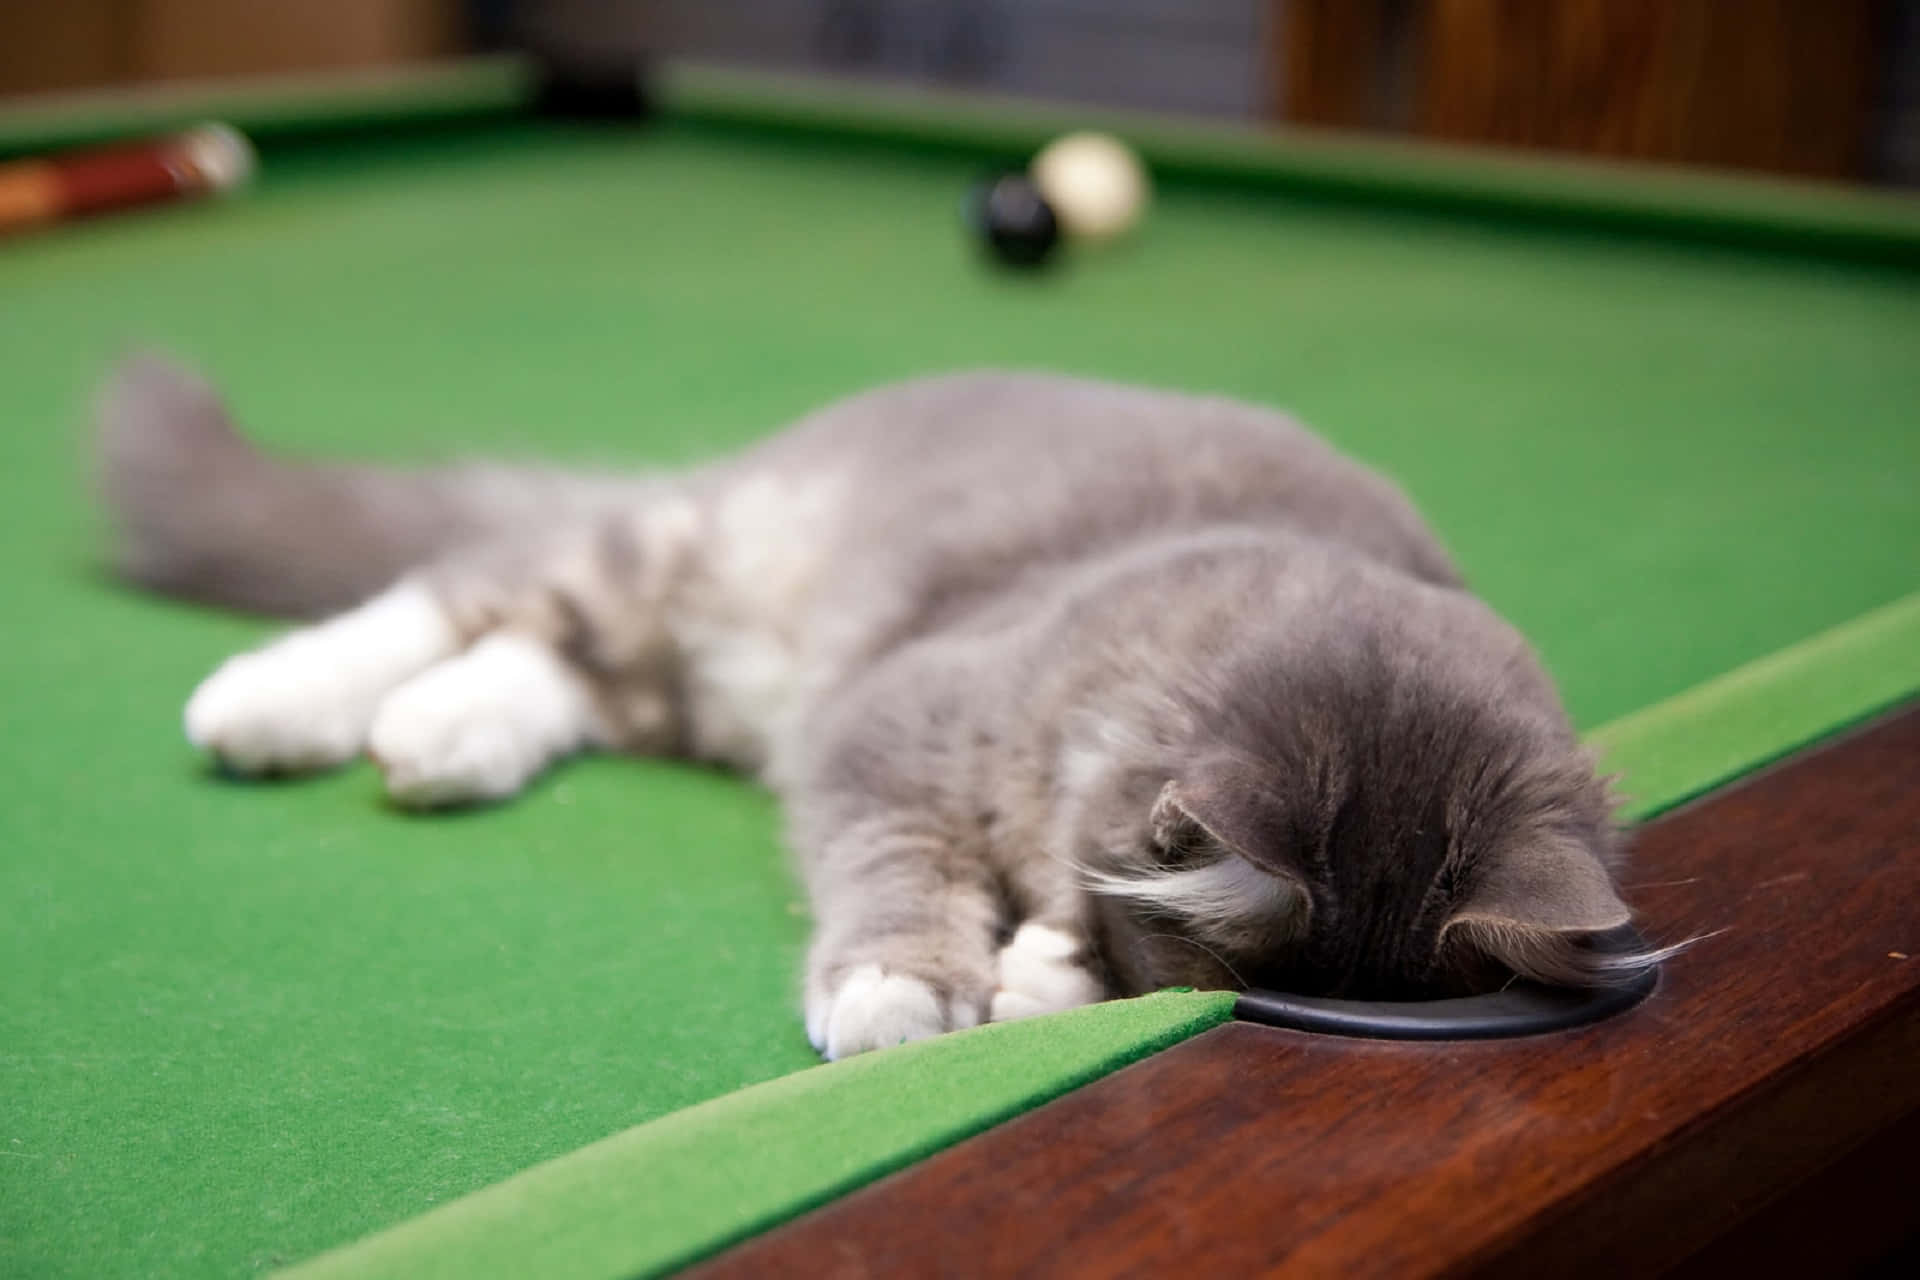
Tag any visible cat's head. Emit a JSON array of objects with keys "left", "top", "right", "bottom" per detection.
[{"left": 1078, "top": 580, "right": 1649, "bottom": 1001}]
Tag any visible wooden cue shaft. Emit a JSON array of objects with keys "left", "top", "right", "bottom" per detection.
[{"left": 0, "top": 126, "right": 253, "bottom": 237}]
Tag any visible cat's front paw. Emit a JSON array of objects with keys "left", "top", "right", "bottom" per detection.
[
  {"left": 806, "top": 964, "right": 980, "bottom": 1061},
  {"left": 989, "top": 924, "right": 1104, "bottom": 1022}
]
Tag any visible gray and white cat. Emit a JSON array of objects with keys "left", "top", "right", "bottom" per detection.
[{"left": 99, "top": 358, "right": 1656, "bottom": 1059}]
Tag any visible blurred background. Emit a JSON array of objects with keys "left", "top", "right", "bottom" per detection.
[{"left": 3, "top": 0, "right": 1917, "bottom": 185}]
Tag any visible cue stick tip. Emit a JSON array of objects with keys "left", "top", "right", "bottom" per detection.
[{"left": 180, "top": 123, "right": 257, "bottom": 194}]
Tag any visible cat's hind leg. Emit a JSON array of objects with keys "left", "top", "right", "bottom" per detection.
[
  {"left": 368, "top": 631, "right": 609, "bottom": 806},
  {"left": 186, "top": 505, "right": 693, "bottom": 802},
  {"left": 188, "top": 593, "right": 604, "bottom": 806},
  {"left": 185, "top": 580, "right": 459, "bottom": 773}
]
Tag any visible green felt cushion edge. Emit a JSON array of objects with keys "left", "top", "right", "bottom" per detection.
[
  {"left": 276, "top": 989, "right": 1240, "bottom": 1280},
  {"left": 654, "top": 64, "right": 1920, "bottom": 268},
  {"left": 1, "top": 57, "right": 1916, "bottom": 267},
  {"left": 0, "top": 60, "right": 532, "bottom": 156},
  {"left": 1594, "top": 589, "right": 1920, "bottom": 822},
  {"left": 280, "top": 591, "right": 1920, "bottom": 1280}
]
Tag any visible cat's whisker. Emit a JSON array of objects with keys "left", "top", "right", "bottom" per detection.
[
  {"left": 1606, "top": 927, "right": 1723, "bottom": 972},
  {"left": 1133, "top": 932, "right": 1249, "bottom": 990}
]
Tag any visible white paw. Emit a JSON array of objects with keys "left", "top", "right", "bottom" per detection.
[
  {"left": 185, "top": 649, "right": 371, "bottom": 771},
  {"left": 184, "top": 584, "right": 455, "bottom": 773},
  {"left": 990, "top": 924, "right": 1104, "bottom": 1023},
  {"left": 807, "top": 964, "right": 973, "bottom": 1061},
  {"left": 369, "top": 632, "right": 604, "bottom": 807}
]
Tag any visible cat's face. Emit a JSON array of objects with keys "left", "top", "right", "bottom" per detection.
[
  {"left": 1092, "top": 753, "right": 1628, "bottom": 1001},
  {"left": 1082, "top": 606, "right": 1638, "bottom": 1001}
]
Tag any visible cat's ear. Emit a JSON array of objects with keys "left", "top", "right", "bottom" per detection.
[
  {"left": 1122, "top": 771, "right": 1308, "bottom": 942},
  {"left": 1151, "top": 762, "right": 1302, "bottom": 881},
  {"left": 1442, "top": 832, "right": 1632, "bottom": 986}
]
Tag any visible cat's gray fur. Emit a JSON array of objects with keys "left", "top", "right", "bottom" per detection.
[{"left": 98, "top": 358, "right": 1655, "bottom": 1055}]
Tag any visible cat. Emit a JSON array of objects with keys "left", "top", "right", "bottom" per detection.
[{"left": 97, "top": 357, "right": 1661, "bottom": 1059}]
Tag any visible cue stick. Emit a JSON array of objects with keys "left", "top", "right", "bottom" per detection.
[{"left": 0, "top": 123, "right": 255, "bottom": 237}]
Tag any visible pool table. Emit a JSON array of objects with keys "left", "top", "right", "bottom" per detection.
[{"left": 2, "top": 58, "right": 1916, "bottom": 1279}]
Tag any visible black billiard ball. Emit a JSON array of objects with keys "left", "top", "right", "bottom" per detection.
[{"left": 969, "top": 172, "right": 1061, "bottom": 269}]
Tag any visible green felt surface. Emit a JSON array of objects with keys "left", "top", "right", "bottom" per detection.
[{"left": 2, "top": 74, "right": 1918, "bottom": 1279}]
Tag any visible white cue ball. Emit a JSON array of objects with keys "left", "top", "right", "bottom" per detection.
[{"left": 1029, "top": 132, "right": 1150, "bottom": 242}]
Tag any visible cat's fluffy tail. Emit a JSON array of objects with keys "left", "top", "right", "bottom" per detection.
[{"left": 96, "top": 355, "right": 632, "bottom": 617}]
